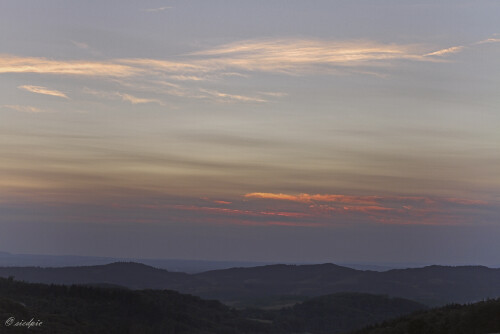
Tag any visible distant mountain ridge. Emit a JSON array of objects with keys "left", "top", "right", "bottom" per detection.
[
  {"left": 0, "top": 251, "right": 444, "bottom": 272},
  {"left": 1, "top": 262, "right": 500, "bottom": 306},
  {"left": 0, "top": 251, "right": 274, "bottom": 273},
  {"left": 0, "top": 262, "right": 193, "bottom": 290}
]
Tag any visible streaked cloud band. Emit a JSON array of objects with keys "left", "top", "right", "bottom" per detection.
[{"left": 18, "top": 85, "right": 68, "bottom": 99}]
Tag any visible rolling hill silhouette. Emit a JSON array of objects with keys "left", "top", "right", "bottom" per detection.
[{"left": 1, "top": 262, "right": 500, "bottom": 306}]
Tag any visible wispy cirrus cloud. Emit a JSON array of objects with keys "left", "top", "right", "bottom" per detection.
[
  {"left": 18, "top": 85, "right": 68, "bottom": 99},
  {"left": 425, "top": 46, "right": 465, "bottom": 57},
  {"left": 1, "top": 36, "right": 497, "bottom": 106},
  {"left": 117, "top": 58, "right": 203, "bottom": 74},
  {"left": 0, "top": 39, "right": 459, "bottom": 80},
  {"left": 3, "top": 35, "right": 496, "bottom": 79},
  {"left": 2, "top": 104, "right": 48, "bottom": 113},
  {"left": 476, "top": 37, "right": 500, "bottom": 44},
  {"left": 423, "top": 34, "right": 500, "bottom": 57},
  {"left": 0, "top": 54, "right": 138, "bottom": 77},
  {"left": 116, "top": 92, "right": 164, "bottom": 105},
  {"left": 83, "top": 88, "right": 164, "bottom": 105},
  {"left": 191, "top": 39, "right": 433, "bottom": 74},
  {"left": 199, "top": 89, "right": 267, "bottom": 103}
]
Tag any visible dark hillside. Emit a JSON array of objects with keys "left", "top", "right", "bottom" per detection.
[
  {"left": 351, "top": 298, "right": 500, "bottom": 334},
  {"left": 0, "top": 276, "right": 427, "bottom": 334},
  {"left": 247, "top": 293, "right": 426, "bottom": 334},
  {"left": 0, "top": 277, "right": 272, "bottom": 334}
]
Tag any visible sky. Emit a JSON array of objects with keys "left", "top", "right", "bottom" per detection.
[{"left": 0, "top": 0, "right": 499, "bottom": 265}]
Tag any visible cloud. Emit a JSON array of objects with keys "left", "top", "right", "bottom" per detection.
[
  {"left": 244, "top": 192, "right": 491, "bottom": 225},
  {"left": 443, "top": 198, "right": 488, "bottom": 206},
  {"left": 117, "top": 58, "right": 203, "bottom": 74},
  {"left": 103, "top": 190, "right": 491, "bottom": 227},
  {"left": 142, "top": 6, "right": 173, "bottom": 12},
  {"left": 116, "top": 93, "right": 164, "bottom": 105},
  {"left": 476, "top": 38, "right": 500, "bottom": 44},
  {"left": 18, "top": 85, "right": 68, "bottom": 99},
  {"left": 2, "top": 105, "right": 48, "bottom": 113},
  {"left": 245, "top": 192, "right": 381, "bottom": 205},
  {"left": 1, "top": 36, "right": 494, "bottom": 106},
  {"left": 0, "top": 39, "right": 444, "bottom": 80},
  {"left": 0, "top": 37, "right": 489, "bottom": 81},
  {"left": 425, "top": 46, "right": 465, "bottom": 57},
  {"left": 83, "top": 88, "right": 164, "bottom": 105},
  {"left": 191, "top": 39, "right": 431, "bottom": 74},
  {"left": 0, "top": 54, "right": 138, "bottom": 77},
  {"left": 200, "top": 197, "right": 232, "bottom": 205},
  {"left": 245, "top": 192, "right": 484, "bottom": 207},
  {"left": 140, "top": 203, "right": 311, "bottom": 220},
  {"left": 213, "top": 200, "right": 232, "bottom": 205},
  {"left": 199, "top": 89, "right": 267, "bottom": 103},
  {"left": 259, "top": 91, "right": 288, "bottom": 97},
  {"left": 168, "top": 75, "right": 206, "bottom": 81}
]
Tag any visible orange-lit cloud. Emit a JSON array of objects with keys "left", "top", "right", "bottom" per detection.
[
  {"left": 243, "top": 192, "right": 490, "bottom": 226},
  {"left": 245, "top": 192, "right": 484, "bottom": 207},
  {"left": 18, "top": 85, "right": 69, "bottom": 99},
  {"left": 213, "top": 200, "right": 232, "bottom": 205},
  {"left": 245, "top": 192, "right": 380, "bottom": 205},
  {"left": 200, "top": 197, "right": 232, "bottom": 205},
  {"left": 0, "top": 54, "right": 139, "bottom": 77}
]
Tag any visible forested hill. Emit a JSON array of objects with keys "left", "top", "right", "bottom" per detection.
[
  {"left": 352, "top": 298, "right": 500, "bottom": 334},
  {"left": 244, "top": 293, "right": 426, "bottom": 334},
  {"left": 0, "top": 276, "right": 270, "bottom": 334},
  {"left": 3, "top": 276, "right": 499, "bottom": 334},
  {"left": 1, "top": 262, "right": 500, "bottom": 306},
  {"left": 0, "top": 277, "right": 426, "bottom": 334}
]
